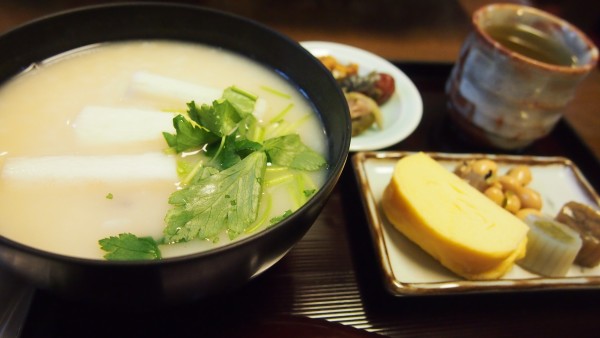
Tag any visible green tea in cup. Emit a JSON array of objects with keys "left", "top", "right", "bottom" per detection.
[
  {"left": 446, "top": 4, "right": 598, "bottom": 150},
  {"left": 484, "top": 23, "right": 578, "bottom": 67}
]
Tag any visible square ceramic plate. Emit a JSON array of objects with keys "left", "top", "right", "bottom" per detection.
[{"left": 352, "top": 151, "right": 600, "bottom": 296}]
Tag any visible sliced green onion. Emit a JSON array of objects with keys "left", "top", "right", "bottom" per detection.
[
  {"left": 261, "top": 85, "right": 291, "bottom": 99},
  {"left": 265, "top": 173, "right": 294, "bottom": 187},
  {"left": 275, "top": 113, "right": 311, "bottom": 137},
  {"left": 269, "top": 103, "right": 294, "bottom": 124}
]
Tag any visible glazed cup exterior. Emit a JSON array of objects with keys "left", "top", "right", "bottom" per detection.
[{"left": 446, "top": 4, "right": 598, "bottom": 150}]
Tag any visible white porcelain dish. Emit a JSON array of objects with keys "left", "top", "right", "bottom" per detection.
[
  {"left": 352, "top": 151, "right": 600, "bottom": 296},
  {"left": 300, "top": 41, "right": 423, "bottom": 151}
]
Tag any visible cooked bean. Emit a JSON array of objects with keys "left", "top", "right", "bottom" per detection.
[
  {"left": 484, "top": 186, "right": 504, "bottom": 206},
  {"left": 517, "top": 187, "right": 543, "bottom": 210},
  {"left": 498, "top": 175, "right": 522, "bottom": 193},
  {"left": 507, "top": 165, "right": 532, "bottom": 186},
  {"left": 471, "top": 159, "right": 498, "bottom": 178},
  {"left": 504, "top": 191, "right": 522, "bottom": 214}
]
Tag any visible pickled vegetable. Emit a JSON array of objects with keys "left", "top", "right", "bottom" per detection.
[
  {"left": 316, "top": 54, "right": 396, "bottom": 136},
  {"left": 555, "top": 201, "right": 600, "bottom": 267},
  {"left": 518, "top": 215, "right": 582, "bottom": 277},
  {"left": 338, "top": 71, "right": 396, "bottom": 105}
]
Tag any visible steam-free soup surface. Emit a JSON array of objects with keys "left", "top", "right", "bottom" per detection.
[{"left": 0, "top": 41, "right": 327, "bottom": 259}]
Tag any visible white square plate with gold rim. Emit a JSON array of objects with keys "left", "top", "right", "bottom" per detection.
[{"left": 352, "top": 151, "right": 600, "bottom": 296}]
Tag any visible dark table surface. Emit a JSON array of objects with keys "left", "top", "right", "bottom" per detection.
[{"left": 16, "top": 62, "right": 600, "bottom": 338}]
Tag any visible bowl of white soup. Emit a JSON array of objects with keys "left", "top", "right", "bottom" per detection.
[{"left": 0, "top": 3, "right": 350, "bottom": 305}]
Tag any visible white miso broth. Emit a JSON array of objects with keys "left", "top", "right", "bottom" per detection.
[{"left": 0, "top": 40, "right": 327, "bottom": 260}]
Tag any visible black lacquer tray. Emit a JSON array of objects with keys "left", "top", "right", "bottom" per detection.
[{"left": 18, "top": 63, "right": 600, "bottom": 338}]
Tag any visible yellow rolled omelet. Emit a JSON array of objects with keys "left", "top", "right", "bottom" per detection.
[{"left": 381, "top": 153, "right": 529, "bottom": 280}]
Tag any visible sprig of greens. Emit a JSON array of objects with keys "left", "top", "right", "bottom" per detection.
[
  {"left": 269, "top": 209, "right": 293, "bottom": 225},
  {"left": 163, "top": 151, "right": 267, "bottom": 243},
  {"left": 264, "top": 134, "right": 326, "bottom": 171},
  {"left": 99, "top": 85, "right": 326, "bottom": 260},
  {"left": 99, "top": 233, "right": 161, "bottom": 260},
  {"left": 163, "top": 114, "right": 218, "bottom": 153}
]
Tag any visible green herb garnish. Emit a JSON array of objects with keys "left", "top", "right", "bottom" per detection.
[
  {"left": 270, "top": 210, "right": 293, "bottom": 224},
  {"left": 264, "top": 134, "right": 327, "bottom": 170},
  {"left": 303, "top": 189, "right": 316, "bottom": 198},
  {"left": 163, "top": 151, "right": 267, "bottom": 243},
  {"left": 162, "top": 113, "right": 218, "bottom": 153},
  {"left": 99, "top": 233, "right": 161, "bottom": 260},
  {"left": 99, "top": 85, "right": 326, "bottom": 260}
]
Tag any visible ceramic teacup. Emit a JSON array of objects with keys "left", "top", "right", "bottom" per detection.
[{"left": 446, "top": 4, "right": 598, "bottom": 150}]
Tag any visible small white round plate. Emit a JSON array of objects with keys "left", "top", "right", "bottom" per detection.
[{"left": 300, "top": 41, "right": 423, "bottom": 151}]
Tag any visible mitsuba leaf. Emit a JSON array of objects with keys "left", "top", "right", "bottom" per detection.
[
  {"left": 197, "top": 100, "right": 241, "bottom": 137},
  {"left": 99, "top": 233, "right": 162, "bottom": 261},
  {"left": 234, "top": 115, "right": 265, "bottom": 158},
  {"left": 206, "top": 122, "right": 263, "bottom": 170},
  {"left": 186, "top": 101, "right": 202, "bottom": 124},
  {"left": 163, "top": 114, "right": 218, "bottom": 153},
  {"left": 234, "top": 139, "right": 263, "bottom": 158},
  {"left": 98, "top": 85, "right": 330, "bottom": 261},
  {"left": 222, "top": 86, "right": 257, "bottom": 118},
  {"left": 186, "top": 166, "right": 220, "bottom": 186},
  {"left": 237, "top": 114, "right": 264, "bottom": 143},
  {"left": 264, "top": 134, "right": 327, "bottom": 171},
  {"left": 269, "top": 209, "right": 293, "bottom": 225},
  {"left": 303, "top": 189, "right": 316, "bottom": 198},
  {"left": 165, "top": 87, "right": 259, "bottom": 153},
  {"left": 163, "top": 151, "right": 267, "bottom": 243},
  {"left": 209, "top": 134, "right": 242, "bottom": 170}
]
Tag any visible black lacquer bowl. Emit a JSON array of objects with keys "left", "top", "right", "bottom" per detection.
[{"left": 0, "top": 3, "right": 350, "bottom": 306}]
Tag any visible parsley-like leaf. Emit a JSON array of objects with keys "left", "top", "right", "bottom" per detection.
[
  {"left": 208, "top": 134, "right": 242, "bottom": 170},
  {"left": 264, "top": 134, "right": 327, "bottom": 171},
  {"left": 163, "top": 87, "right": 259, "bottom": 153},
  {"left": 237, "top": 114, "right": 265, "bottom": 143},
  {"left": 196, "top": 100, "right": 241, "bottom": 137},
  {"left": 269, "top": 210, "right": 293, "bottom": 225},
  {"left": 222, "top": 86, "right": 257, "bottom": 118},
  {"left": 234, "top": 139, "right": 263, "bottom": 158},
  {"left": 98, "top": 85, "right": 329, "bottom": 261},
  {"left": 163, "top": 114, "right": 218, "bottom": 153},
  {"left": 186, "top": 166, "right": 220, "bottom": 186},
  {"left": 163, "top": 151, "right": 267, "bottom": 243},
  {"left": 99, "top": 233, "right": 162, "bottom": 261},
  {"left": 303, "top": 189, "right": 316, "bottom": 198}
]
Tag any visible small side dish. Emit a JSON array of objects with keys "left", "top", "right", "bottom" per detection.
[
  {"left": 317, "top": 55, "right": 395, "bottom": 136},
  {"left": 301, "top": 41, "right": 422, "bottom": 151},
  {"left": 352, "top": 151, "right": 600, "bottom": 296}
]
